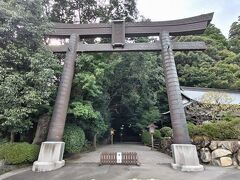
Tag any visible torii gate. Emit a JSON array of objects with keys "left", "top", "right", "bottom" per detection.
[{"left": 33, "top": 13, "right": 213, "bottom": 172}]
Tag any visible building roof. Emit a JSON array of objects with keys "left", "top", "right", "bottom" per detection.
[{"left": 181, "top": 86, "right": 240, "bottom": 105}]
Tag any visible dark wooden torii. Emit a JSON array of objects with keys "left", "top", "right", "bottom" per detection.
[
  {"left": 34, "top": 13, "right": 213, "bottom": 172},
  {"left": 47, "top": 13, "right": 213, "bottom": 145}
]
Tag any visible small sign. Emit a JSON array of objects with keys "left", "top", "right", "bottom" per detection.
[
  {"left": 117, "top": 152, "right": 122, "bottom": 163},
  {"left": 147, "top": 123, "right": 157, "bottom": 134},
  {"left": 111, "top": 128, "right": 115, "bottom": 135},
  {"left": 149, "top": 127, "right": 155, "bottom": 134},
  {"left": 112, "top": 20, "right": 125, "bottom": 48}
]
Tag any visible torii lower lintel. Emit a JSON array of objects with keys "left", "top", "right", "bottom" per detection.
[{"left": 49, "top": 41, "right": 207, "bottom": 53}]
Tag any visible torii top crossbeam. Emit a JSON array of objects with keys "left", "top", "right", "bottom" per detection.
[
  {"left": 48, "top": 13, "right": 213, "bottom": 53},
  {"left": 50, "top": 13, "right": 213, "bottom": 37}
]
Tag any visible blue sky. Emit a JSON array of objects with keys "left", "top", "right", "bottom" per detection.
[{"left": 137, "top": 0, "right": 240, "bottom": 37}]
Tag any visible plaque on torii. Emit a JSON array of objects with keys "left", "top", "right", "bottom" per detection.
[{"left": 33, "top": 13, "right": 214, "bottom": 172}]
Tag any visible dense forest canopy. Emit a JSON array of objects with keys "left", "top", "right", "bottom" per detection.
[{"left": 0, "top": 0, "right": 239, "bottom": 143}]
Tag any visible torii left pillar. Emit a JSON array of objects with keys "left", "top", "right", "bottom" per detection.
[{"left": 32, "top": 34, "right": 79, "bottom": 172}]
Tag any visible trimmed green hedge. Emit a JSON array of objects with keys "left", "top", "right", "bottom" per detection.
[
  {"left": 63, "top": 124, "right": 85, "bottom": 153},
  {"left": 160, "top": 127, "right": 173, "bottom": 137},
  {"left": 0, "top": 143, "right": 39, "bottom": 165},
  {"left": 188, "top": 118, "right": 240, "bottom": 140}
]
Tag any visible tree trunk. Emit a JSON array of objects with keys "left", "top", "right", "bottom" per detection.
[
  {"left": 32, "top": 113, "right": 51, "bottom": 145},
  {"left": 111, "top": 135, "right": 113, "bottom": 145},
  {"left": 93, "top": 134, "right": 97, "bottom": 150},
  {"left": 10, "top": 131, "right": 15, "bottom": 143},
  {"left": 151, "top": 134, "right": 154, "bottom": 150}
]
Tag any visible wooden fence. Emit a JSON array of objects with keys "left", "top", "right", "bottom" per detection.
[{"left": 100, "top": 152, "right": 140, "bottom": 166}]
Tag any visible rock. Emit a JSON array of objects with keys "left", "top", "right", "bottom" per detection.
[
  {"left": 220, "top": 157, "right": 232, "bottom": 167},
  {"left": 218, "top": 141, "right": 239, "bottom": 153},
  {"left": 200, "top": 148, "right": 211, "bottom": 163},
  {"left": 192, "top": 135, "right": 210, "bottom": 149},
  {"left": 233, "top": 157, "right": 238, "bottom": 166},
  {"left": 191, "top": 136, "right": 202, "bottom": 150},
  {"left": 33, "top": 113, "right": 51, "bottom": 145},
  {"left": 237, "top": 166, "right": 240, "bottom": 170},
  {"left": 159, "top": 137, "right": 172, "bottom": 156},
  {"left": 212, "top": 159, "right": 221, "bottom": 166},
  {"left": 209, "top": 141, "right": 218, "bottom": 151},
  {"left": 233, "top": 161, "right": 238, "bottom": 166},
  {"left": 202, "top": 136, "right": 211, "bottom": 147},
  {"left": 237, "top": 149, "right": 240, "bottom": 163},
  {"left": 212, "top": 149, "right": 232, "bottom": 159}
]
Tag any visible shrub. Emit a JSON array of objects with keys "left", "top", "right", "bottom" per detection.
[
  {"left": 160, "top": 127, "right": 173, "bottom": 137},
  {"left": 81, "top": 140, "right": 94, "bottom": 152},
  {"left": 187, "top": 123, "right": 204, "bottom": 137},
  {"left": 63, "top": 124, "right": 85, "bottom": 153},
  {"left": 0, "top": 143, "right": 39, "bottom": 164},
  {"left": 153, "top": 130, "right": 161, "bottom": 139},
  {"left": 142, "top": 130, "right": 161, "bottom": 145},
  {"left": 187, "top": 118, "right": 240, "bottom": 140},
  {"left": 141, "top": 130, "right": 151, "bottom": 145},
  {"left": 0, "top": 138, "right": 8, "bottom": 145},
  {"left": 202, "top": 119, "right": 240, "bottom": 140}
]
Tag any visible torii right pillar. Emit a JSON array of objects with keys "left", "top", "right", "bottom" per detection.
[{"left": 160, "top": 31, "right": 204, "bottom": 171}]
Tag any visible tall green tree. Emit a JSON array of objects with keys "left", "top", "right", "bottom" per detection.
[
  {"left": 229, "top": 17, "right": 240, "bottom": 54},
  {"left": 69, "top": 53, "right": 116, "bottom": 139},
  {"left": 50, "top": 0, "right": 75, "bottom": 23},
  {"left": 98, "top": 0, "right": 138, "bottom": 22},
  {"left": 45, "top": 0, "right": 138, "bottom": 23},
  {"left": 49, "top": 0, "right": 100, "bottom": 23},
  {"left": 175, "top": 23, "right": 240, "bottom": 90},
  {"left": 46, "top": 0, "right": 141, "bottom": 141},
  {"left": 0, "top": 0, "right": 59, "bottom": 141}
]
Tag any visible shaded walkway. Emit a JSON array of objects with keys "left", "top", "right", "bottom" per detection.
[{"left": 1, "top": 144, "right": 240, "bottom": 180}]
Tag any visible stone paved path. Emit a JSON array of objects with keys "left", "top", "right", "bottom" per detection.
[{"left": 1, "top": 144, "right": 240, "bottom": 180}]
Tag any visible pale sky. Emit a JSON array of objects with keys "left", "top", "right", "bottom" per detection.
[{"left": 137, "top": 0, "right": 240, "bottom": 38}]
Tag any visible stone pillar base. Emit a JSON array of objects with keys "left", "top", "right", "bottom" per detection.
[
  {"left": 171, "top": 144, "right": 204, "bottom": 172},
  {"left": 32, "top": 141, "right": 65, "bottom": 172}
]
